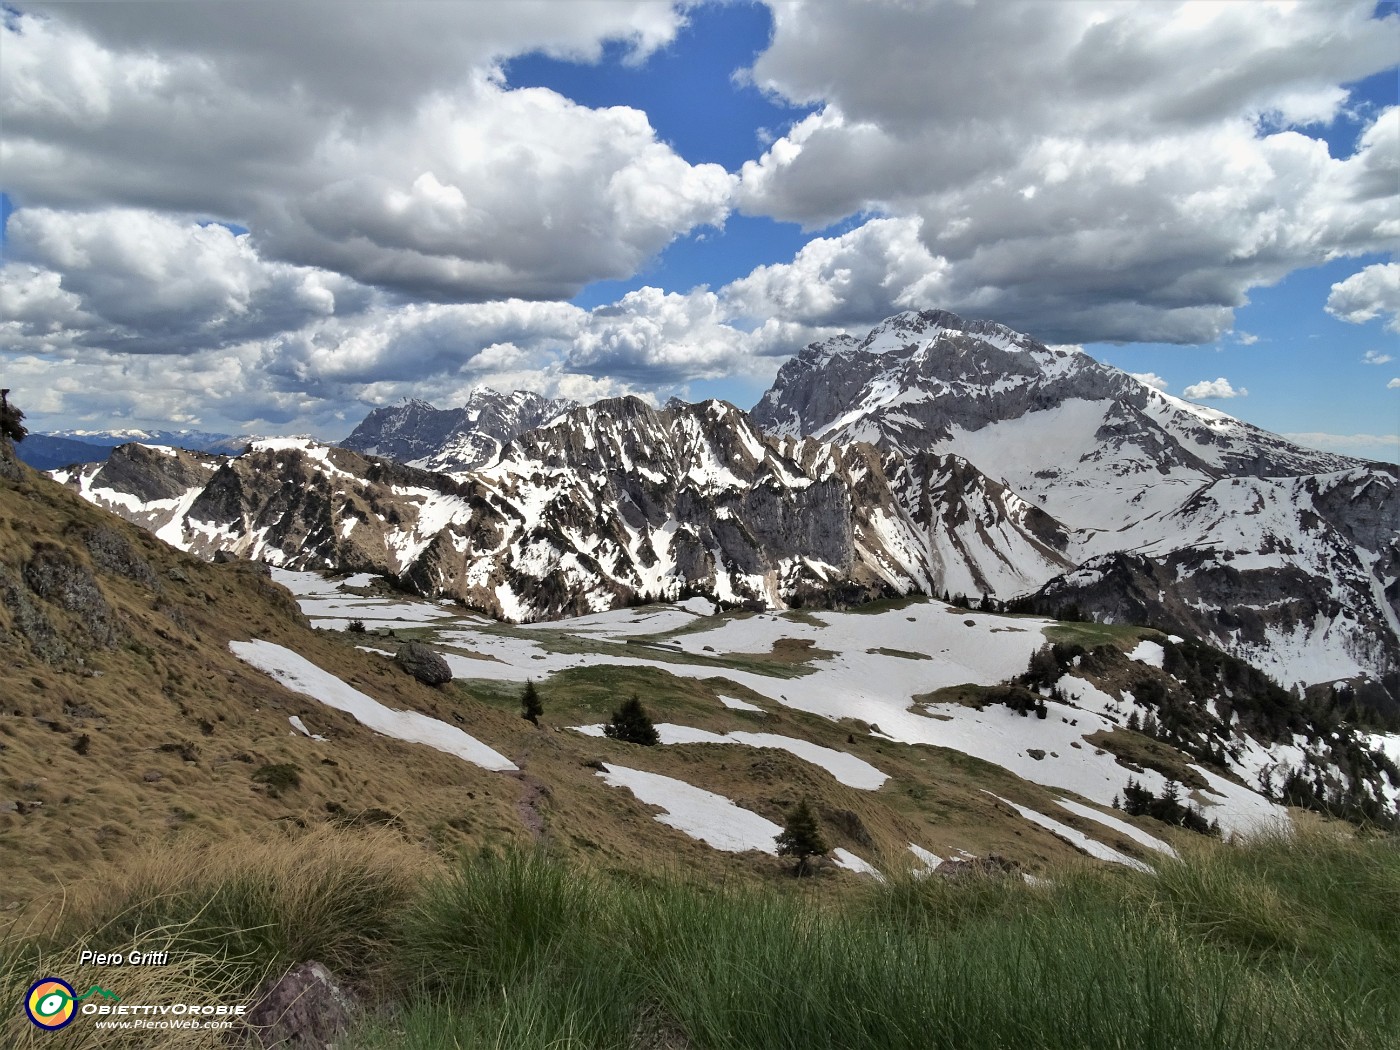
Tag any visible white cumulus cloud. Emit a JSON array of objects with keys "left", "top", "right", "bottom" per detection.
[
  {"left": 1, "top": 5, "right": 730, "bottom": 303},
  {"left": 1327, "top": 263, "right": 1400, "bottom": 333},
  {"left": 721, "top": 216, "right": 950, "bottom": 331},
  {"left": 1183, "top": 377, "right": 1247, "bottom": 400},
  {"left": 735, "top": 1, "right": 1400, "bottom": 344},
  {"left": 1362, "top": 350, "right": 1393, "bottom": 364}
]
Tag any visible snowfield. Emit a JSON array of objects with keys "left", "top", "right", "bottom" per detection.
[
  {"left": 230, "top": 639, "right": 517, "bottom": 772},
  {"left": 595, "top": 763, "right": 879, "bottom": 876},
  {"left": 269, "top": 570, "right": 1377, "bottom": 843}
]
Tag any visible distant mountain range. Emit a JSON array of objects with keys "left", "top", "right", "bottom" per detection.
[
  {"left": 50, "top": 310, "right": 1399, "bottom": 710},
  {"left": 15, "top": 428, "right": 249, "bottom": 471},
  {"left": 10, "top": 398, "right": 1398, "bottom": 903}
]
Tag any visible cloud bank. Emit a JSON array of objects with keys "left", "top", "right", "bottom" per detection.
[{"left": 1, "top": 0, "right": 1396, "bottom": 436}]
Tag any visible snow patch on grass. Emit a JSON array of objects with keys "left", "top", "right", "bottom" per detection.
[
  {"left": 231, "top": 639, "right": 516, "bottom": 772},
  {"left": 595, "top": 763, "right": 781, "bottom": 854},
  {"left": 573, "top": 723, "right": 887, "bottom": 789},
  {"left": 988, "top": 793, "right": 1153, "bottom": 872},
  {"left": 1054, "top": 798, "right": 1177, "bottom": 857},
  {"left": 719, "top": 695, "right": 764, "bottom": 712},
  {"left": 1128, "top": 639, "right": 1165, "bottom": 668}
]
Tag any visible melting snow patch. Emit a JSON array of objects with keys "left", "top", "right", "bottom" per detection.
[
  {"left": 1054, "top": 798, "right": 1177, "bottom": 857},
  {"left": 719, "top": 695, "right": 764, "bottom": 713},
  {"left": 1127, "top": 639, "right": 1165, "bottom": 668},
  {"left": 986, "top": 793, "right": 1152, "bottom": 872},
  {"left": 595, "top": 764, "right": 781, "bottom": 853},
  {"left": 231, "top": 640, "right": 516, "bottom": 772},
  {"left": 909, "top": 844, "right": 943, "bottom": 874},
  {"left": 1366, "top": 732, "right": 1400, "bottom": 768},
  {"left": 288, "top": 715, "right": 326, "bottom": 742},
  {"left": 832, "top": 848, "right": 884, "bottom": 880},
  {"left": 573, "top": 723, "right": 887, "bottom": 789}
]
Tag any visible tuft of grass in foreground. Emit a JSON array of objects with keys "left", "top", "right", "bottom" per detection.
[
  {"left": 4, "top": 826, "right": 437, "bottom": 996},
  {"left": 353, "top": 826, "right": 1398, "bottom": 1050},
  {"left": 6, "top": 824, "right": 1396, "bottom": 1049}
]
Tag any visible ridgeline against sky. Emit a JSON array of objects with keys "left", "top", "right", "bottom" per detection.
[{"left": 1, "top": 1, "right": 1396, "bottom": 459}]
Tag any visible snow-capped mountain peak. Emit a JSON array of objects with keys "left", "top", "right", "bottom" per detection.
[
  {"left": 752, "top": 309, "right": 1397, "bottom": 701},
  {"left": 340, "top": 388, "right": 577, "bottom": 473}
]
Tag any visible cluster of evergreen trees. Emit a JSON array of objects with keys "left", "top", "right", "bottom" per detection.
[
  {"left": 1115, "top": 778, "right": 1220, "bottom": 837},
  {"left": 1017, "top": 633, "right": 1398, "bottom": 831}
]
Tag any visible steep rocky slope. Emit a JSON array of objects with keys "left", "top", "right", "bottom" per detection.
[
  {"left": 340, "top": 390, "right": 576, "bottom": 473},
  {"left": 753, "top": 309, "right": 1399, "bottom": 701}
]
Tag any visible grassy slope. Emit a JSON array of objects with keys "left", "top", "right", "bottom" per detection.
[
  {"left": 0, "top": 450, "right": 525, "bottom": 904},
  {"left": 2, "top": 444, "right": 1172, "bottom": 913},
  {"left": 3, "top": 824, "right": 1394, "bottom": 1050}
]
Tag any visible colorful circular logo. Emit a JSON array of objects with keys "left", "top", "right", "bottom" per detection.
[{"left": 25, "top": 978, "right": 77, "bottom": 1030}]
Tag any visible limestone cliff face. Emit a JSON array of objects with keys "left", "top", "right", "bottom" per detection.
[
  {"left": 54, "top": 399, "right": 951, "bottom": 621},
  {"left": 752, "top": 308, "right": 1398, "bottom": 700}
]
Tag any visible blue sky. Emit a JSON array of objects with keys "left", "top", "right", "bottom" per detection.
[{"left": 1, "top": 0, "right": 1396, "bottom": 459}]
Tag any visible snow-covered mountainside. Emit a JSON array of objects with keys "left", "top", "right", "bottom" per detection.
[
  {"left": 52, "top": 310, "right": 1399, "bottom": 706},
  {"left": 755, "top": 309, "right": 1355, "bottom": 532},
  {"left": 752, "top": 309, "right": 1399, "bottom": 705},
  {"left": 340, "top": 390, "right": 576, "bottom": 473},
  {"left": 55, "top": 401, "right": 942, "bottom": 620}
]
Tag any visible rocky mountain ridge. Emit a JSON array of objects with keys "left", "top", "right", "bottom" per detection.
[
  {"left": 340, "top": 389, "right": 577, "bottom": 473},
  {"left": 51, "top": 310, "right": 1399, "bottom": 707},
  {"left": 753, "top": 310, "right": 1398, "bottom": 706}
]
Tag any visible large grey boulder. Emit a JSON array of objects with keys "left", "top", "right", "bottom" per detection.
[{"left": 395, "top": 640, "right": 453, "bottom": 686}]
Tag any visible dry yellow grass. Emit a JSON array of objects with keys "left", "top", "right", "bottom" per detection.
[{"left": 2, "top": 443, "right": 1179, "bottom": 924}]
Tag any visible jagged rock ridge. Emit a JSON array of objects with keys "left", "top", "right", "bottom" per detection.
[
  {"left": 340, "top": 390, "right": 576, "bottom": 473},
  {"left": 52, "top": 310, "right": 1399, "bottom": 703}
]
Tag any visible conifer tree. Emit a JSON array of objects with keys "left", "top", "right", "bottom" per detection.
[
  {"left": 776, "top": 797, "right": 829, "bottom": 876},
  {"left": 603, "top": 695, "right": 659, "bottom": 745},
  {"left": 0, "top": 390, "right": 27, "bottom": 444},
  {"left": 521, "top": 679, "right": 543, "bottom": 725}
]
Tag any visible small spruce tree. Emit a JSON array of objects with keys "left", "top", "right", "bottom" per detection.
[
  {"left": 521, "top": 679, "right": 543, "bottom": 726},
  {"left": 776, "top": 797, "right": 829, "bottom": 877},
  {"left": 603, "top": 695, "right": 659, "bottom": 745}
]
